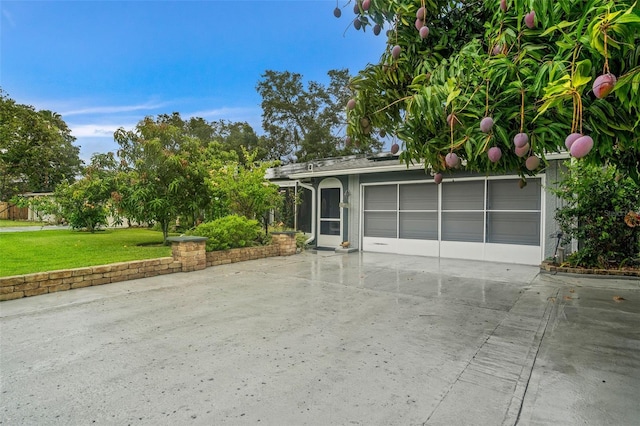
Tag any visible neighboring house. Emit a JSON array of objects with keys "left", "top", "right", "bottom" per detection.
[
  {"left": 0, "top": 193, "right": 53, "bottom": 222},
  {"left": 267, "top": 151, "right": 569, "bottom": 266}
]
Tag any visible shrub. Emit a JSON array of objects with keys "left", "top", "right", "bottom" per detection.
[
  {"left": 54, "top": 180, "right": 111, "bottom": 232},
  {"left": 188, "top": 215, "right": 260, "bottom": 252},
  {"left": 552, "top": 161, "right": 640, "bottom": 268}
]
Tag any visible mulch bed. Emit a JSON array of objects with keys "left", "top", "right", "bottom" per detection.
[{"left": 540, "top": 260, "right": 640, "bottom": 278}]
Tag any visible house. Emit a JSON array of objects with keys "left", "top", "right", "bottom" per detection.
[{"left": 267, "top": 151, "right": 569, "bottom": 266}]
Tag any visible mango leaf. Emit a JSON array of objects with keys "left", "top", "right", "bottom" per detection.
[
  {"left": 614, "top": 14, "right": 640, "bottom": 24},
  {"left": 572, "top": 59, "right": 593, "bottom": 88},
  {"left": 445, "top": 89, "right": 461, "bottom": 108},
  {"left": 540, "top": 20, "right": 577, "bottom": 37}
]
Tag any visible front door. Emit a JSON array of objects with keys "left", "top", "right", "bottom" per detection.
[{"left": 317, "top": 178, "right": 343, "bottom": 248}]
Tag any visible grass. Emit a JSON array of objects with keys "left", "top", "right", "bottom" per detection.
[
  {"left": 0, "top": 228, "right": 172, "bottom": 277},
  {"left": 0, "top": 219, "right": 45, "bottom": 227}
]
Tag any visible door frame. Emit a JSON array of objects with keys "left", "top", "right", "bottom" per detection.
[{"left": 317, "top": 177, "right": 343, "bottom": 248}]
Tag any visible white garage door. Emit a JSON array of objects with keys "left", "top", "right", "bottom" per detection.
[{"left": 361, "top": 177, "right": 543, "bottom": 265}]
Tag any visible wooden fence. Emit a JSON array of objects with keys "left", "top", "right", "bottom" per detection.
[{"left": 0, "top": 202, "right": 29, "bottom": 220}]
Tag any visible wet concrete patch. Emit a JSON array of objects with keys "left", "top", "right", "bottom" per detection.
[{"left": 1, "top": 252, "right": 637, "bottom": 425}]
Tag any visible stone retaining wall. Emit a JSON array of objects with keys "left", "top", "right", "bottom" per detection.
[
  {"left": 207, "top": 232, "right": 297, "bottom": 266},
  {"left": 1, "top": 232, "right": 298, "bottom": 301},
  {"left": 0, "top": 258, "right": 180, "bottom": 301}
]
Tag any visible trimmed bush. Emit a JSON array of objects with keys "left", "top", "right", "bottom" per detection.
[{"left": 188, "top": 215, "right": 260, "bottom": 252}]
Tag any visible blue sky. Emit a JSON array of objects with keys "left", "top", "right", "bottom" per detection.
[{"left": 1, "top": 1, "right": 387, "bottom": 161}]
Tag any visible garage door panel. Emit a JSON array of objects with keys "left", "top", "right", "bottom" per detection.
[
  {"left": 442, "top": 212, "right": 484, "bottom": 242},
  {"left": 440, "top": 241, "right": 485, "bottom": 261},
  {"left": 400, "top": 183, "right": 437, "bottom": 210},
  {"left": 488, "top": 179, "right": 541, "bottom": 210},
  {"left": 442, "top": 181, "right": 484, "bottom": 210},
  {"left": 396, "top": 239, "right": 439, "bottom": 257},
  {"left": 487, "top": 212, "right": 540, "bottom": 245},
  {"left": 485, "top": 243, "right": 541, "bottom": 264},
  {"left": 399, "top": 212, "right": 437, "bottom": 240},
  {"left": 364, "top": 211, "right": 397, "bottom": 238},
  {"left": 362, "top": 237, "right": 398, "bottom": 253},
  {"left": 364, "top": 185, "right": 396, "bottom": 210}
]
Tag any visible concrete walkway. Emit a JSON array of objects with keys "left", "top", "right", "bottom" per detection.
[
  {"left": 0, "top": 225, "right": 70, "bottom": 233},
  {"left": 1, "top": 251, "right": 638, "bottom": 425}
]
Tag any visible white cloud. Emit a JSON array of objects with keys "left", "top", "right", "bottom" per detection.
[
  {"left": 187, "top": 106, "right": 261, "bottom": 121},
  {"left": 61, "top": 102, "right": 168, "bottom": 117},
  {"left": 68, "top": 105, "right": 262, "bottom": 139},
  {"left": 70, "top": 123, "right": 133, "bottom": 138}
]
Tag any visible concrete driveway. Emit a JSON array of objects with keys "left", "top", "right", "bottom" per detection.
[{"left": 1, "top": 251, "right": 639, "bottom": 425}]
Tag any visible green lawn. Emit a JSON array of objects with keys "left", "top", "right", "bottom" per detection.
[
  {"left": 0, "top": 228, "right": 172, "bottom": 277},
  {"left": 0, "top": 219, "right": 45, "bottom": 227}
]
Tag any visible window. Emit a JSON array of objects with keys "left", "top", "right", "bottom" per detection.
[
  {"left": 399, "top": 184, "right": 438, "bottom": 240},
  {"left": 442, "top": 181, "right": 484, "bottom": 242},
  {"left": 486, "top": 180, "right": 541, "bottom": 245},
  {"left": 363, "top": 185, "right": 397, "bottom": 238}
]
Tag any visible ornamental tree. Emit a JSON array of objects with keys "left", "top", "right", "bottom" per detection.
[
  {"left": 114, "top": 116, "right": 213, "bottom": 242},
  {"left": 340, "top": 0, "right": 640, "bottom": 182}
]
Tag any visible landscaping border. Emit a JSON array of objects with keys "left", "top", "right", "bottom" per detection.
[
  {"left": 540, "top": 261, "right": 640, "bottom": 278},
  {"left": 0, "top": 232, "right": 297, "bottom": 301}
]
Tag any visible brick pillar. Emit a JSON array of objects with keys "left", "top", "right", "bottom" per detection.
[
  {"left": 166, "top": 236, "right": 208, "bottom": 272},
  {"left": 271, "top": 231, "right": 297, "bottom": 256}
]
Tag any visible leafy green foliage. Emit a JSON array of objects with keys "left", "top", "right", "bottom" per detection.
[
  {"left": 53, "top": 155, "right": 120, "bottom": 232},
  {"left": 12, "top": 194, "right": 62, "bottom": 224},
  {"left": 111, "top": 114, "right": 285, "bottom": 242},
  {"left": 55, "top": 180, "right": 110, "bottom": 232},
  {"left": 344, "top": 0, "right": 640, "bottom": 181},
  {"left": 256, "top": 69, "right": 383, "bottom": 162},
  {"left": 114, "top": 116, "right": 216, "bottom": 242},
  {"left": 208, "top": 149, "right": 283, "bottom": 233},
  {"left": 147, "top": 113, "right": 262, "bottom": 164},
  {"left": 188, "top": 215, "right": 261, "bottom": 252},
  {"left": 0, "top": 90, "right": 82, "bottom": 200},
  {"left": 552, "top": 161, "right": 640, "bottom": 268}
]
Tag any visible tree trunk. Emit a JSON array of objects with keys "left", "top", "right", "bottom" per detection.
[{"left": 161, "top": 220, "right": 170, "bottom": 244}]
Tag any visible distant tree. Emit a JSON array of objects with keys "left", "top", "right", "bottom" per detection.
[
  {"left": 146, "top": 112, "right": 267, "bottom": 164},
  {"left": 53, "top": 153, "right": 120, "bottom": 232},
  {"left": 256, "top": 69, "right": 383, "bottom": 163},
  {"left": 213, "top": 120, "right": 267, "bottom": 163},
  {"left": 185, "top": 116, "right": 216, "bottom": 143},
  {"left": 0, "top": 90, "right": 82, "bottom": 200},
  {"left": 114, "top": 116, "right": 214, "bottom": 242}
]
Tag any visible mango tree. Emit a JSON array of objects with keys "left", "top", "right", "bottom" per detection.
[
  {"left": 340, "top": 0, "right": 640, "bottom": 182},
  {"left": 114, "top": 116, "right": 213, "bottom": 242}
]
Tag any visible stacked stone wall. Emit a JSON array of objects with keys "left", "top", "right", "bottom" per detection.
[
  {"left": 0, "top": 258, "right": 180, "bottom": 301},
  {"left": 1, "top": 232, "right": 298, "bottom": 301}
]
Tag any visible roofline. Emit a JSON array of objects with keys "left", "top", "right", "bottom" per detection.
[
  {"left": 288, "top": 161, "right": 425, "bottom": 178},
  {"left": 545, "top": 151, "right": 571, "bottom": 160},
  {"left": 276, "top": 151, "right": 570, "bottom": 180}
]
